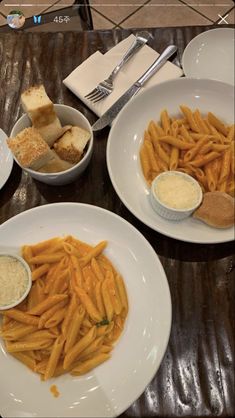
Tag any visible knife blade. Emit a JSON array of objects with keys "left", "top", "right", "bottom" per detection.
[{"left": 92, "top": 45, "right": 177, "bottom": 131}]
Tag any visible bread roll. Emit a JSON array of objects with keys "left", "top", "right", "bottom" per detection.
[{"left": 193, "top": 191, "right": 234, "bottom": 228}]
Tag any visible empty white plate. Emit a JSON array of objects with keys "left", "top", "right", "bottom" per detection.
[
  {"left": 0, "top": 129, "right": 13, "bottom": 190},
  {"left": 182, "top": 28, "right": 235, "bottom": 85}
]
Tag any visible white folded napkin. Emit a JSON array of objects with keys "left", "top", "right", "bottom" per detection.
[{"left": 63, "top": 34, "right": 183, "bottom": 117}]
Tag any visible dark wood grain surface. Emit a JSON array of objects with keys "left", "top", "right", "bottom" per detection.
[{"left": 0, "top": 26, "right": 234, "bottom": 417}]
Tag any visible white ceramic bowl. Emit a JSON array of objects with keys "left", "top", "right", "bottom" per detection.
[
  {"left": 0, "top": 253, "right": 32, "bottom": 310},
  {"left": 150, "top": 171, "right": 203, "bottom": 221},
  {"left": 10, "top": 104, "right": 93, "bottom": 186}
]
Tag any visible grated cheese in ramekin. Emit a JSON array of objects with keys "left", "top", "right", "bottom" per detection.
[{"left": 0, "top": 256, "right": 29, "bottom": 307}]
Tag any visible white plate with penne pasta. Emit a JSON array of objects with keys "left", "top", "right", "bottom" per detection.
[
  {"left": 107, "top": 78, "right": 235, "bottom": 243},
  {"left": 0, "top": 203, "right": 171, "bottom": 418}
]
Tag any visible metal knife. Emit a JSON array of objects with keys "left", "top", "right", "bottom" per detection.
[{"left": 92, "top": 45, "right": 177, "bottom": 131}]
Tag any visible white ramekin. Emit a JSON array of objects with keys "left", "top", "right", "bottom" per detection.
[
  {"left": 150, "top": 171, "right": 203, "bottom": 221},
  {"left": 0, "top": 253, "right": 32, "bottom": 310}
]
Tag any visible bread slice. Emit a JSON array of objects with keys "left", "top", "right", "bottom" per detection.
[
  {"left": 193, "top": 191, "right": 234, "bottom": 228},
  {"left": 7, "top": 127, "right": 53, "bottom": 171},
  {"left": 54, "top": 126, "right": 90, "bottom": 164},
  {"left": 38, "top": 150, "right": 74, "bottom": 173},
  {"left": 21, "top": 85, "right": 57, "bottom": 128},
  {"left": 35, "top": 118, "right": 63, "bottom": 147}
]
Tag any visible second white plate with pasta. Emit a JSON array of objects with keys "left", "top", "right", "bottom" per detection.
[
  {"left": 0, "top": 203, "right": 171, "bottom": 418},
  {"left": 107, "top": 78, "right": 234, "bottom": 244}
]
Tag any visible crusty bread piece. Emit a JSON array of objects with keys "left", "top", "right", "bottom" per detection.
[
  {"left": 21, "top": 85, "right": 57, "bottom": 128},
  {"left": 193, "top": 191, "right": 234, "bottom": 228},
  {"left": 53, "top": 126, "right": 90, "bottom": 164},
  {"left": 7, "top": 127, "right": 53, "bottom": 171},
  {"left": 38, "top": 150, "right": 74, "bottom": 173},
  {"left": 35, "top": 118, "right": 63, "bottom": 147}
]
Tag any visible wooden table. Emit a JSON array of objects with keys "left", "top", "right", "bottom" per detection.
[{"left": 0, "top": 26, "right": 234, "bottom": 417}]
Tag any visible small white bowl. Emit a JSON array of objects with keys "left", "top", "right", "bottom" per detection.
[
  {"left": 10, "top": 104, "right": 93, "bottom": 186},
  {"left": 150, "top": 171, "right": 203, "bottom": 221},
  {"left": 0, "top": 253, "right": 32, "bottom": 310}
]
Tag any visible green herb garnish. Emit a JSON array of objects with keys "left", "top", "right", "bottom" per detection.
[{"left": 96, "top": 319, "right": 110, "bottom": 327}]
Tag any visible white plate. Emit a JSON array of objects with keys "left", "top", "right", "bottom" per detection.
[
  {"left": 0, "top": 129, "right": 13, "bottom": 190},
  {"left": 0, "top": 203, "right": 171, "bottom": 418},
  {"left": 182, "top": 28, "right": 235, "bottom": 85},
  {"left": 107, "top": 78, "right": 235, "bottom": 244}
]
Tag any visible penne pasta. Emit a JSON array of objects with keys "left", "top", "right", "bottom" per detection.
[
  {"left": 204, "top": 161, "right": 217, "bottom": 192},
  {"left": 2, "top": 309, "right": 40, "bottom": 326},
  {"left": 101, "top": 278, "right": 114, "bottom": 322},
  {"left": 183, "top": 136, "right": 208, "bottom": 163},
  {"left": 12, "top": 352, "right": 36, "bottom": 371},
  {"left": 188, "top": 151, "right": 220, "bottom": 168},
  {"left": 22, "top": 330, "right": 57, "bottom": 342},
  {"left": 71, "top": 353, "right": 110, "bottom": 376},
  {"left": 208, "top": 112, "right": 228, "bottom": 136},
  {"left": 139, "top": 106, "right": 234, "bottom": 195},
  {"left": 1, "top": 235, "right": 128, "bottom": 383},
  {"left": 160, "top": 109, "right": 171, "bottom": 134},
  {"left": 44, "top": 307, "right": 67, "bottom": 329},
  {"left": 180, "top": 105, "right": 200, "bottom": 132},
  {"left": 80, "top": 241, "right": 107, "bottom": 266},
  {"left": 27, "top": 294, "right": 68, "bottom": 316},
  {"left": 158, "top": 136, "right": 194, "bottom": 150},
  {"left": 0, "top": 324, "right": 37, "bottom": 341},
  {"left": 218, "top": 148, "right": 231, "bottom": 185},
  {"left": 77, "top": 336, "right": 104, "bottom": 362},
  {"left": 6, "top": 339, "right": 53, "bottom": 352},
  {"left": 95, "top": 281, "right": 106, "bottom": 318},
  {"left": 64, "top": 306, "right": 85, "bottom": 353},
  {"left": 29, "top": 253, "right": 65, "bottom": 265},
  {"left": 21, "top": 246, "right": 35, "bottom": 270},
  {"left": 147, "top": 121, "right": 159, "bottom": 141},
  {"left": 140, "top": 143, "right": 151, "bottom": 181},
  {"left": 32, "top": 264, "right": 50, "bottom": 281},
  {"left": 38, "top": 299, "right": 68, "bottom": 329},
  {"left": 61, "top": 294, "right": 77, "bottom": 337},
  {"left": 106, "top": 271, "right": 122, "bottom": 316},
  {"left": 145, "top": 140, "right": 160, "bottom": 172},
  {"left": 114, "top": 274, "right": 128, "bottom": 315},
  {"left": 63, "top": 326, "right": 97, "bottom": 369},
  {"left": 44, "top": 335, "right": 65, "bottom": 380},
  {"left": 194, "top": 109, "right": 210, "bottom": 134},
  {"left": 74, "top": 286, "right": 102, "bottom": 322},
  {"left": 154, "top": 142, "right": 170, "bottom": 166}
]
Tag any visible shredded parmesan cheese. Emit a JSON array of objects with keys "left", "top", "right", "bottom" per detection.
[
  {"left": 0, "top": 256, "right": 29, "bottom": 307},
  {"left": 155, "top": 174, "right": 199, "bottom": 210}
]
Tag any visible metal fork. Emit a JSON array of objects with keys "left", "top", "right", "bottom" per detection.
[{"left": 85, "top": 32, "right": 151, "bottom": 103}]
